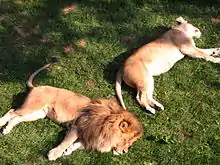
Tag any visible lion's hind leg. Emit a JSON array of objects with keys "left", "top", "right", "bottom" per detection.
[
  {"left": 1, "top": 107, "right": 48, "bottom": 135},
  {"left": 0, "top": 109, "right": 16, "bottom": 127}
]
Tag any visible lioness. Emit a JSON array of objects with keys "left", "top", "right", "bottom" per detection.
[
  {"left": 116, "top": 17, "right": 220, "bottom": 114},
  {"left": 0, "top": 63, "right": 143, "bottom": 160}
]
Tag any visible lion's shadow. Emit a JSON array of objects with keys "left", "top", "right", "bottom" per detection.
[{"left": 10, "top": 89, "right": 29, "bottom": 110}]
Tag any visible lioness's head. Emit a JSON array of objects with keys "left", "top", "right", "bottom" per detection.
[
  {"left": 174, "top": 16, "right": 201, "bottom": 38},
  {"left": 75, "top": 98, "right": 143, "bottom": 155}
]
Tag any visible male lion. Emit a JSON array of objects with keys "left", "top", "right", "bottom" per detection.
[
  {"left": 48, "top": 98, "right": 143, "bottom": 160},
  {"left": 116, "top": 17, "right": 220, "bottom": 114},
  {"left": 0, "top": 63, "right": 143, "bottom": 160}
]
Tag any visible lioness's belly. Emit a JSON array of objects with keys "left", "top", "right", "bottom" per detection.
[{"left": 146, "top": 52, "right": 184, "bottom": 76}]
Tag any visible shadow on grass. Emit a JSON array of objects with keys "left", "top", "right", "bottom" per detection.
[
  {"left": 11, "top": 90, "right": 29, "bottom": 109},
  {"left": 0, "top": 0, "right": 79, "bottom": 83},
  {"left": 39, "top": 127, "right": 68, "bottom": 158},
  {"left": 206, "top": 81, "right": 220, "bottom": 89},
  {"left": 77, "top": 0, "right": 219, "bottom": 21},
  {"left": 0, "top": 0, "right": 219, "bottom": 118},
  {"left": 0, "top": 0, "right": 219, "bottom": 84}
]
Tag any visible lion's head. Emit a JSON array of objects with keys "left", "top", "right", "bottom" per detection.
[
  {"left": 75, "top": 98, "right": 143, "bottom": 155},
  {"left": 174, "top": 16, "right": 201, "bottom": 38}
]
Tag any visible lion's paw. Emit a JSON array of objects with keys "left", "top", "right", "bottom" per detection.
[
  {"left": 47, "top": 148, "right": 62, "bottom": 161},
  {"left": 213, "top": 48, "right": 220, "bottom": 56},
  {"left": 63, "top": 148, "right": 73, "bottom": 156},
  {"left": 2, "top": 127, "right": 10, "bottom": 135},
  {"left": 113, "top": 150, "right": 123, "bottom": 155}
]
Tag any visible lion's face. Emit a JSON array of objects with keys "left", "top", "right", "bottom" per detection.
[
  {"left": 112, "top": 131, "right": 142, "bottom": 155},
  {"left": 109, "top": 112, "right": 143, "bottom": 155},
  {"left": 174, "top": 16, "right": 201, "bottom": 38}
]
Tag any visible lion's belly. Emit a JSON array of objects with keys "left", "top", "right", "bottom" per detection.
[{"left": 146, "top": 52, "right": 184, "bottom": 76}]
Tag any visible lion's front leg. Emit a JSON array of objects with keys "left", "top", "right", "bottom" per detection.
[
  {"left": 48, "top": 127, "right": 78, "bottom": 161},
  {"left": 63, "top": 141, "right": 83, "bottom": 156}
]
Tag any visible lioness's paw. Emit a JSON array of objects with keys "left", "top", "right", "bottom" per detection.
[
  {"left": 154, "top": 102, "right": 164, "bottom": 111},
  {"left": 213, "top": 48, "right": 220, "bottom": 56},
  {"left": 213, "top": 58, "right": 220, "bottom": 63},
  {"left": 47, "top": 148, "right": 62, "bottom": 161},
  {"left": 159, "top": 104, "right": 165, "bottom": 111},
  {"left": 147, "top": 107, "right": 156, "bottom": 114}
]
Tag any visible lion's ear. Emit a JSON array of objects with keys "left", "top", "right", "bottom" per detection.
[
  {"left": 176, "top": 17, "right": 187, "bottom": 24},
  {"left": 119, "top": 120, "right": 129, "bottom": 133}
]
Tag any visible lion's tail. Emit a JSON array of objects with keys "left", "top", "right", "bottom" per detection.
[
  {"left": 27, "top": 63, "right": 51, "bottom": 89},
  {"left": 115, "top": 68, "right": 126, "bottom": 109}
]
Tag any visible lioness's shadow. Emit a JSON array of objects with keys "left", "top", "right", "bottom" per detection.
[{"left": 103, "top": 26, "right": 169, "bottom": 108}]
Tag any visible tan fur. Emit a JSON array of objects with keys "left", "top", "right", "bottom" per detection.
[
  {"left": 116, "top": 17, "right": 220, "bottom": 114},
  {"left": 15, "top": 86, "right": 91, "bottom": 123},
  {"left": 0, "top": 64, "right": 143, "bottom": 160}
]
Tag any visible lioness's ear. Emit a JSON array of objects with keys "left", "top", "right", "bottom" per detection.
[
  {"left": 119, "top": 120, "right": 129, "bottom": 133},
  {"left": 176, "top": 17, "right": 187, "bottom": 24}
]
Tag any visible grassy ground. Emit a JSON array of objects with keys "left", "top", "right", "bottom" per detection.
[{"left": 0, "top": 0, "right": 220, "bottom": 164}]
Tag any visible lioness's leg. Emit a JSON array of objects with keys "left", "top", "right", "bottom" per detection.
[
  {"left": 138, "top": 88, "right": 156, "bottom": 114},
  {"left": 137, "top": 75, "right": 160, "bottom": 114},
  {"left": 2, "top": 108, "right": 48, "bottom": 135},
  {"left": 196, "top": 48, "right": 220, "bottom": 56},
  {"left": 0, "top": 109, "right": 16, "bottom": 127},
  {"left": 180, "top": 47, "right": 220, "bottom": 63},
  {"left": 48, "top": 127, "right": 78, "bottom": 161},
  {"left": 146, "top": 76, "right": 164, "bottom": 111}
]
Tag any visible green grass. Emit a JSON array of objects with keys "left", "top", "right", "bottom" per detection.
[{"left": 0, "top": 0, "right": 220, "bottom": 164}]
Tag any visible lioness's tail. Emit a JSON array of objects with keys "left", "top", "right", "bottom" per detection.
[
  {"left": 27, "top": 63, "right": 51, "bottom": 89},
  {"left": 115, "top": 68, "right": 126, "bottom": 109}
]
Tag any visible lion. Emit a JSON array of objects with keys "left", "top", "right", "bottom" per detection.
[
  {"left": 48, "top": 98, "right": 143, "bottom": 160},
  {"left": 0, "top": 63, "right": 143, "bottom": 160},
  {"left": 116, "top": 17, "right": 220, "bottom": 114}
]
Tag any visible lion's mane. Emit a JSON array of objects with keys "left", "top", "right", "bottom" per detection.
[{"left": 75, "top": 98, "right": 143, "bottom": 152}]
